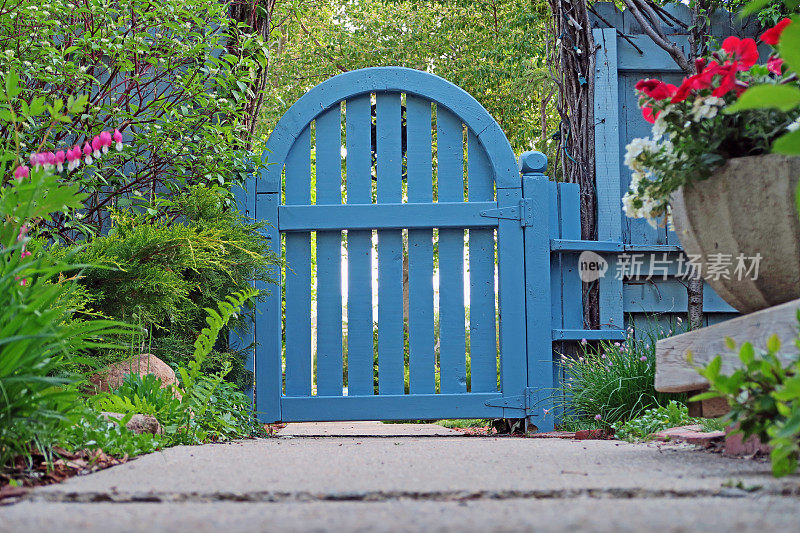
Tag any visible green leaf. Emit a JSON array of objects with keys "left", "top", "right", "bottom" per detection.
[
  {"left": 773, "top": 129, "right": 800, "bottom": 155},
  {"left": 706, "top": 355, "right": 722, "bottom": 381},
  {"left": 741, "top": 0, "right": 775, "bottom": 15},
  {"left": 725, "top": 85, "right": 800, "bottom": 114},
  {"left": 689, "top": 391, "right": 723, "bottom": 402},
  {"left": 4, "top": 71, "right": 20, "bottom": 98},
  {"left": 739, "top": 343, "right": 755, "bottom": 366},
  {"left": 724, "top": 337, "right": 737, "bottom": 351},
  {"left": 779, "top": 17, "right": 800, "bottom": 75},
  {"left": 767, "top": 334, "right": 782, "bottom": 353}
]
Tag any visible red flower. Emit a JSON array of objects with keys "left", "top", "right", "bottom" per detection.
[
  {"left": 760, "top": 18, "right": 792, "bottom": 46},
  {"left": 721, "top": 36, "right": 759, "bottom": 70},
  {"left": 768, "top": 56, "right": 784, "bottom": 75},
  {"left": 712, "top": 66, "right": 738, "bottom": 97},
  {"left": 694, "top": 57, "right": 706, "bottom": 73},
  {"left": 642, "top": 106, "right": 660, "bottom": 124},
  {"left": 635, "top": 79, "right": 677, "bottom": 100},
  {"left": 671, "top": 78, "right": 695, "bottom": 103}
]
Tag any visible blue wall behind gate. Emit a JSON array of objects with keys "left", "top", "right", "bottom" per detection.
[{"left": 590, "top": 3, "right": 747, "bottom": 338}]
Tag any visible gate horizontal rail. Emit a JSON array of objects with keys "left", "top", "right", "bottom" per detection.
[{"left": 278, "top": 201, "right": 498, "bottom": 231}]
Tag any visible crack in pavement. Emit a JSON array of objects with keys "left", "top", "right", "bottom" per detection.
[{"left": 24, "top": 486, "right": 800, "bottom": 504}]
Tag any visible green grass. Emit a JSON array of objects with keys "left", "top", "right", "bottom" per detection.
[
  {"left": 552, "top": 324, "right": 685, "bottom": 429},
  {"left": 435, "top": 419, "right": 491, "bottom": 429},
  {"left": 382, "top": 419, "right": 490, "bottom": 428}
]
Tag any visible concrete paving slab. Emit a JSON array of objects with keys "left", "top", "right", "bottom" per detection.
[
  {"left": 30, "top": 436, "right": 797, "bottom": 497},
  {"left": 5, "top": 424, "right": 800, "bottom": 532},
  {"left": 278, "top": 421, "right": 461, "bottom": 437},
  {"left": 3, "top": 497, "right": 800, "bottom": 533}
]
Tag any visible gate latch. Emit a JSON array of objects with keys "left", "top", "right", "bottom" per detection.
[{"left": 479, "top": 199, "right": 533, "bottom": 227}]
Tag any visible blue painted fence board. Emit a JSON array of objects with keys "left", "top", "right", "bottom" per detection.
[
  {"left": 283, "top": 127, "right": 313, "bottom": 397},
  {"left": 467, "top": 130, "right": 498, "bottom": 393},
  {"left": 406, "top": 95, "right": 436, "bottom": 394},
  {"left": 375, "top": 93, "right": 405, "bottom": 395},
  {"left": 436, "top": 107, "right": 467, "bottom": 394},
  {"left": 345, "top": 95, "right": 375, "bottom": 396},
  {"left": 315, "top": 106, "right": 344, "bottom": 396}
]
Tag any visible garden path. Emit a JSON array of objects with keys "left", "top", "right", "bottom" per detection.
[{"left": 2, "top": 422, "right": 800, "bottom": 532}]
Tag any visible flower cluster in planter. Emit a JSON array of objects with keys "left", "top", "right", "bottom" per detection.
[{"left": 622, "top": 18, "right": 800, "bottom": 224}]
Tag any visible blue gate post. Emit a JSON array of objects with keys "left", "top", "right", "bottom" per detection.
[
  {"left": 231, "top": 174, "right": 257, "bottom": 403},
  {"left": 520, "top": 151, "right": 554, "bottom": 432}
]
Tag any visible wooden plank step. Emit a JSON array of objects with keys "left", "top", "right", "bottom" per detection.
[{"left": 655, "top": 298, "right": 800, "bottom": 393}]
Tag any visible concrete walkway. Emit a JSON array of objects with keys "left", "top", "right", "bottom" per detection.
[{"left": 2, "top": 422, "right": 800, "bottom": 532}]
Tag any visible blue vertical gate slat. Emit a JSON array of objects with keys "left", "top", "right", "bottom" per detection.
[
  {"left": 344, "top": 95, "right": 375, "bottom": 396},
  {"left": 495, "top": 185, "right": 528, "bottom": 417},
  {"left": 466, "top": 130, "right": 498, "bottom": 393},
  {"left": 406, "top": 96, "right": 436, "bottom": 395},
  {"left": 375, "top": 93, "right": 405, "bottom": 395},
  {"left": 437, "top": 107, "right": 468, "bottom": 394},
  {"left": 315, "top": 106, "right": 344, "bottom": 397},
  {"left": 283, "top": 127, "right": 313, "bottom": 396}
]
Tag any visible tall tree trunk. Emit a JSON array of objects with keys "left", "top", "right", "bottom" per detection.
[
  {"left": 229, "top": 0, "right": 276, "bottom": 149},
  {"left": 687, "top": 278, "right": 704, "bottom": 330},
  {"left": 547, "top": 0, "right": 598, "bottom": 328}
]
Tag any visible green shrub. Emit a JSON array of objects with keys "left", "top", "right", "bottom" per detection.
[
  {"left": 612, "top": 401, "right": 694, "bottom": 442},
  {"left": 0, "top": 0, "right": 269, "bottom": 237},
  {"left": 94, "top": 289, "right": 264, "bottom": 446},
  {"left": 553, "top": 326, "right": 679, "bottom": 429},
  {"left": 693, "top": 326, "right": 800, "bottom": 477},
  {"left": 54, "top": 406, "right": 164, "bottom": 458},
  {"left": 48, "top": 185, "right": 279, "bottom": 387}
]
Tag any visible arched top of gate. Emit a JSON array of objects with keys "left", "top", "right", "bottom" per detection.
[{"left": 260, "top": 66, "right": 520, "bottom": 192}]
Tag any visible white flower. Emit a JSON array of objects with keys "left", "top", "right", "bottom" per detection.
[
  {"left": 622, "top": 192, "right": 640, "bottom": 219},
  {"left": 624, "top": 137, "right": 657, "bottom": 169},
  {"left": 788, "top": 116, "right": 800, "bottom": 133},
  {"left": 652, "top": 116, "right": 667, "bottom": 141}
]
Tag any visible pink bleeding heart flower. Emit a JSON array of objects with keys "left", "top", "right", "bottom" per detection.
[
  {"left": 14, "top": 276, "right": 27, "bottom": 286},
  {"left": 17, "top": 224, "right": 29, "bottom": 242},
  {"left": 83, "top": 142, "right": 93, "bottom": 164},
  {"left": 55, "top": 150, "right": 66, "bottom": 172},
  {"left": 91, "top": 135, "right": 102, "bottom": 158},
  {"left": 13, "top": 165, "right": 29, "bottom": 182},
  {"left": 66, "top": 146, "right": 77, "bottom": 170},
  {"left": 100, "top": 130, "right": 112, "bottom": 153},
  {"left": 113, "top": 128, "right": 123, "bottom": 151},
  {"left": 21, "top": 250, "right": 31, "bottom": 258}
]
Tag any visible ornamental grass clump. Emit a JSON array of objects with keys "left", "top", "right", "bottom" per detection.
[
  {"left": 622, "top": 18, "right": 800, "bottom": 224},
  {"left": 554, "top": 324, "right": 679, "bottom": 429}
]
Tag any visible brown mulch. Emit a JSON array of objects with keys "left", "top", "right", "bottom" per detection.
[
  {"left": 1, "top": 447, "right": 130, "bottom": 505},
  {"left": 264, "top": 423, "right": 287, "bottom": 436}
]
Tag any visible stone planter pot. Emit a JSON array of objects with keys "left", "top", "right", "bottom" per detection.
[{"left": 671, "top": 154, "right": 800, "bottom": 314}]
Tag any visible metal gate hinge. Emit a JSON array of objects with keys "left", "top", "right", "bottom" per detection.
[
  {"left": 484, "top": 387, "right": 539, "bottom": 416},
  {"left": 480, "top": 199, "right": 533, "bottom": 227}
]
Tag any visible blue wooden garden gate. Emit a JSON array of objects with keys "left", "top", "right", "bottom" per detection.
[{"left": 235, "top": 67, "right": 591, "bottom": 432}]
